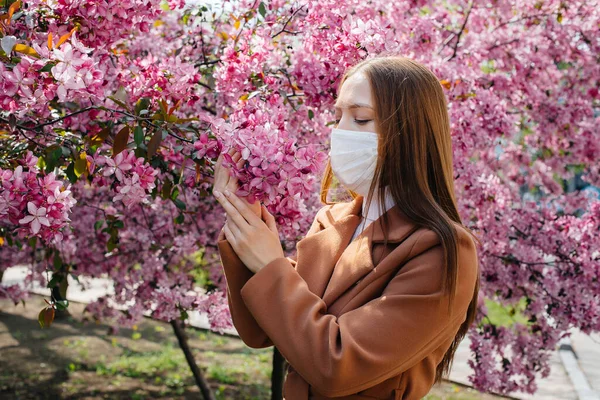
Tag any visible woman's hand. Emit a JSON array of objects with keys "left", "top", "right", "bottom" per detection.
[
  {"left": 214, "top": 188, "right": 285, "bottom": 274},
  {"left": 213, "top": 148, "right": 261, "bottom": 218}
]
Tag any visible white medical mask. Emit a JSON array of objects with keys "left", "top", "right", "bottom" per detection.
[{"left": 329, "top": 127, "right": 379, "bottom": 197}]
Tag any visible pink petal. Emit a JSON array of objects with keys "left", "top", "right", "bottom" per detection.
[
  {"left": 31, "top": 219, "right": 41, "bottom": 234},
  {"left": 19, "top": 215, "right": 34, "bottom": 224},
  {"left": 26, "top": 201, "right": 37, "bottom": 214}
]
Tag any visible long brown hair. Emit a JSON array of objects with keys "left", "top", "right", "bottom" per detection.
[{"left": 319, "top": 55, "right": 482, "bottom": 385}]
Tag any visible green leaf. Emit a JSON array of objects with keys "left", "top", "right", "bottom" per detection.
[
  {"left": 45, "top": 146, "right": 63, "bottom": 173},
  {"left": 52, "top": 146, "right": 63, "bottom": 159},
  {"left": 38, "top": 62, "right": 55, "bottom": 73},
  {"left": 107, "top": 237, "right": 117, "bottom": 252},
  {"left": 65, "top": 162, "right": 78, "bottom": 184},
  {"left": 180, "top": 309, "right": 189, "bottom": 321},
  {"left": 160, "top": 0, "right": 170, "bottom": 11},
  {"left": 173, "top": 198, "right": 186, "bottom": 210},
  {"left": 12, "top": 11, "right": 24, "bottom": 21},
  {"left": 47, "top": 274, "right": 60, "bottom": 289},
  {"left": 134, "top": 146, "right": 147, "bottom": 159},
  {"left": 308, "top": 109, "right": 314, "bottom": 120},
  {"left": 107, "top": 95, "right": 129, "bottom": 110},
  {"left": 36, "top": 156, "right": 46, "bottom": 170},
  {"left": 174, "top": 213, "right": 184, "bottom": 224},
  {"left": 258, "top": 2, "right": 267, "bottom": 18},
  {"left": 134, "top": 97, "right": 151, "bottom": 116},
  {"left": 94, "top": 220, "right": 104, "bottom": 231},
  {"left": 55, "top": 300, "right": 69, "bottom": 311},
  {"left": 134, "top": 125, "right": 144, "bottom": 146},
  {"left": 74, "top": 157, "right": 87, "bottom": 177},
  {"left": 38, "top": 308, "right": 46, "bottom": 328}
]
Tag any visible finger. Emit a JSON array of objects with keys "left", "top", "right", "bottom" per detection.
[
  {"left": 219, "top": 147, "right": 236, "bottom": 165},
  {"left": 221, "top": 189, "right": 263, "bottom": 227},
  {"left": 225, "top": 217, "right": 242, "bottom": 238},
  {"left": 214, "top": 153, "right": 222, "bottom": 174},
  {"left": 223, "top": 220, "right": 236, "bottom": 247},
  {"left": 224, "top": 157, "right": 245, "bottom": 192},
  {"left": 222, "top": 150, "right": 238, "bottom": 179},
  {"left": 216, "top": 148, "right": 237, "bottom": 189},
  {"left": 215, "top": 191, "right": 251, "bottom": 231},
  {"left": 261, "top": 204, "right": 277, "bottom": 232},
  {"left": 214, "top": 152, "right": 225, "bottom": 185},
  {"left": 224, "top": 162, "right": 239, "bottom": 190}
]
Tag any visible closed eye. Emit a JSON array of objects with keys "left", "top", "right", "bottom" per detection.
[{"left": 334, "top": 119, "right": 372, "bottom": 125}]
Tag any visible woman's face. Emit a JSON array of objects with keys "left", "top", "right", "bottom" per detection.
[{"left": 333, "top": 72, "right": 376, "bottom": 133}]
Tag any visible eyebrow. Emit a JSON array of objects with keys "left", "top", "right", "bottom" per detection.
[{"left": 334, "top": 102, "right": 374, "bottom": 110}]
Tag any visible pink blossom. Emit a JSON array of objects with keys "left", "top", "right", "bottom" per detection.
[
  {"left": 102, "top": 151, "right": 133, "bottom": 181},
  {"left": 19, "top": 201, "right": 50, "bottom": 234}
]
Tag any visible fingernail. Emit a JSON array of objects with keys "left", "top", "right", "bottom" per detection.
[
  {"left": 214, "top": 190, "right": 221, "bottom": 197},
  {"left": 224, "top": 190, "right": 231, "bottom": 197}
]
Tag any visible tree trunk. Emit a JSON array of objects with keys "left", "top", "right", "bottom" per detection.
[
  {"left": 271, "top": 346, "right": 286, "bottom": 400},
  {"left": 171, "top": 319, "right": 215, "bottom": 400},
  {"left": 51, "top": 274, "right": 71, "bottom": 319}
]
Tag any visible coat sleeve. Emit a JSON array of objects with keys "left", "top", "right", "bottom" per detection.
[
  {"left": 217, "top": 206, "right": 326, "bottom": 349},
  {"left": 238, "top": 229, "right": 479, "bottom": 397}
]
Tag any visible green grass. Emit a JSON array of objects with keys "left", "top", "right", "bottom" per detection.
[
  {"left": 95, "top": 342, "right": 189, "bottom": 392},
  {"left": 91, "top": 335, "right": 272, "bottom": 395},
  {"left": 207, "top": 364, "right": 247, "bottom": 384},
  {"left": 483, "top": 297, "right": 530, "bottom": 327}
]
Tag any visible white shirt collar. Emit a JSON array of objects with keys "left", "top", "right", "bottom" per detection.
[{"left": 361, "top": 185, "right": 396, "bottom": 223}]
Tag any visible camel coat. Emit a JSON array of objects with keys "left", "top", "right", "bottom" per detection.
[{"left": 217, "top": 194, "right": 479, "bottom": 399}]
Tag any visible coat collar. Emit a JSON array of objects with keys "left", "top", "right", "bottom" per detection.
[
  {"left": 296, "top": 194, "right": 420, "bottom": 308},
  {"left": 315, "top": 194, "right": 418, "bottom": 243}
]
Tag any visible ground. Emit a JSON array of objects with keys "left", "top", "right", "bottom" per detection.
[{"left": 0, "top": 294, "right": 509, "bottom": 399}]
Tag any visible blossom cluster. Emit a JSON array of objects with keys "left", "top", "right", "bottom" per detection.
[
  {"left": 94, "top": 150, "right": 159, "bottom": 209},
  {"left": 0, "top": 152, "right": 76, "bottom": 245}
]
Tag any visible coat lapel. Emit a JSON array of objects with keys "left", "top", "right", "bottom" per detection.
[
  {"left": 294, "top": 196, "right": 363, "bottom": 299},
  {"left": 310, "top": 194, "right": 420, "bottom": 307}
]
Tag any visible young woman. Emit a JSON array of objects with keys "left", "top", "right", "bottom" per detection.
[{"left": 212, "top": 55, "right": 481, "bottom": 400}]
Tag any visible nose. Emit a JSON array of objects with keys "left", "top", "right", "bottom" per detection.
[{"left": 335, "top": 114, "right": 355, "bottom": 131}]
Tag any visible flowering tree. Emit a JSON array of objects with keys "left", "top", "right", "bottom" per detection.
[{"left": 1, "top": 0, "right": 599, "bottom": 397}]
